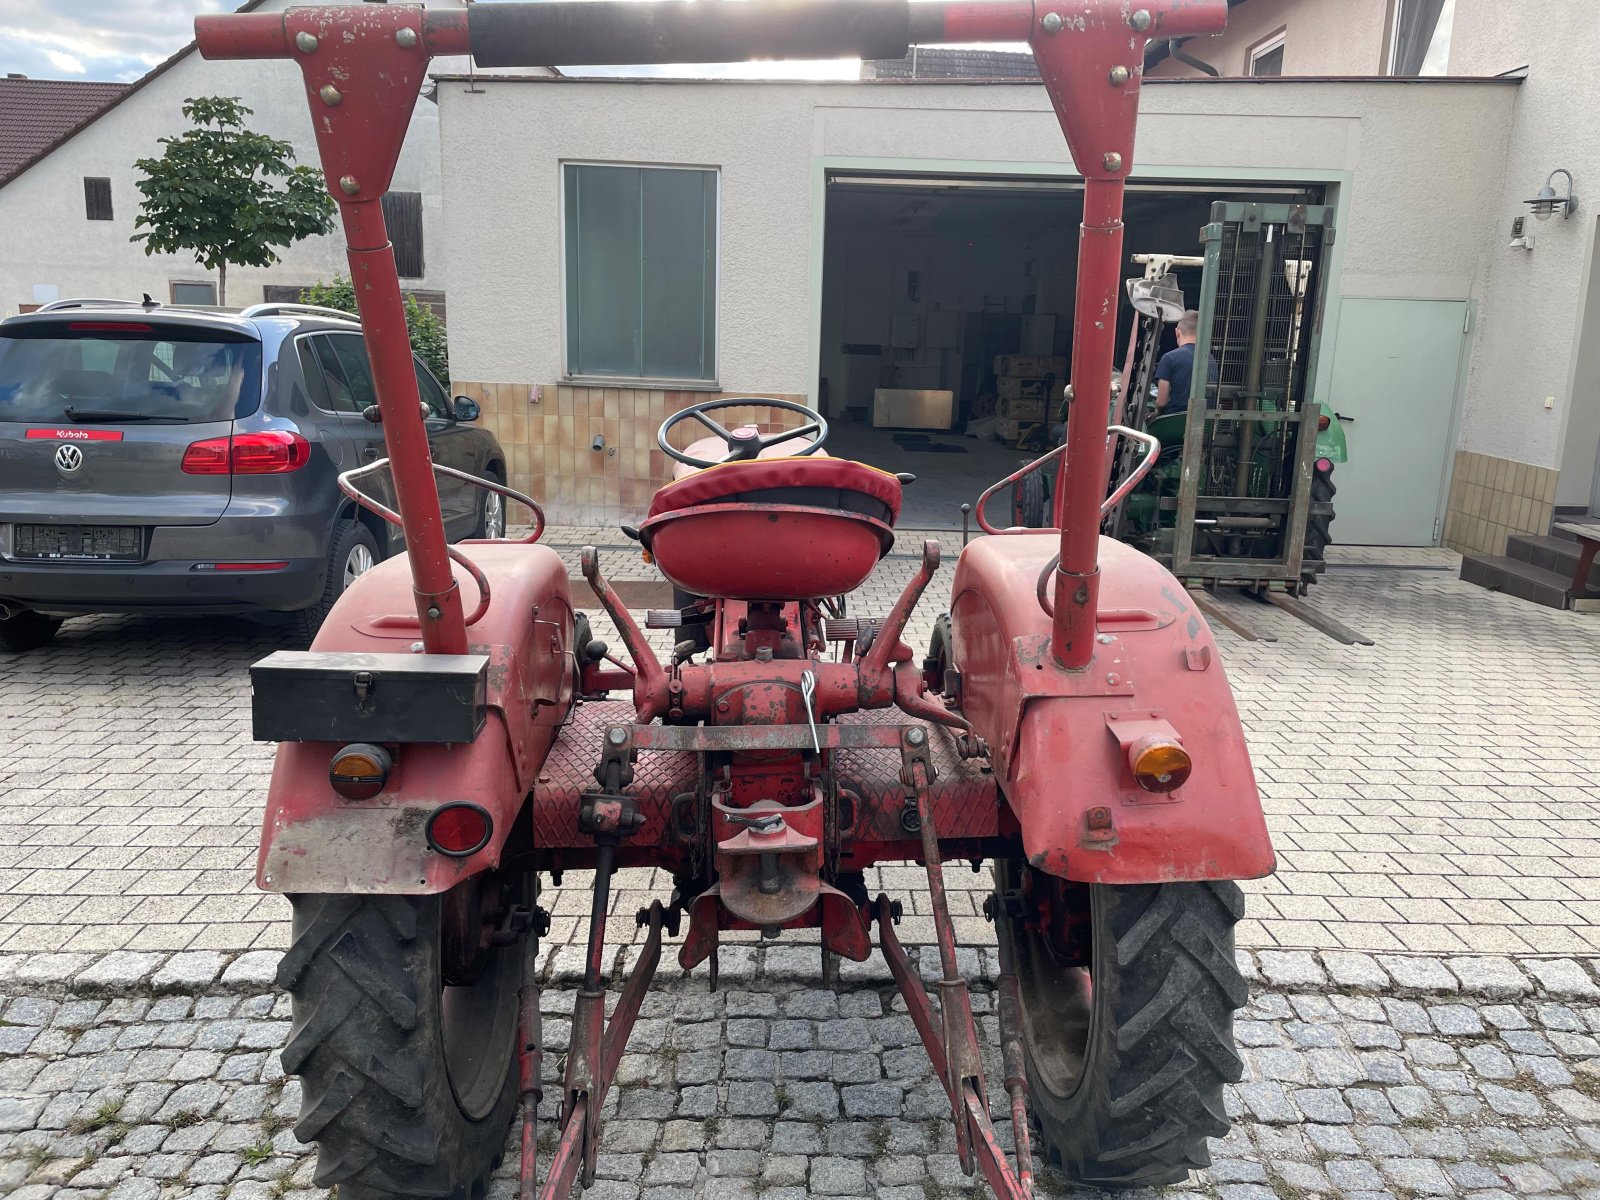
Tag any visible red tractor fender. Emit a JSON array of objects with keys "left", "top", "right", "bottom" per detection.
[
  {"left": 256, "top": 543, "right": 576, "bottom": 894},
  {"left": 949, "top": 533, "right": 1273, "bottom": 885}
]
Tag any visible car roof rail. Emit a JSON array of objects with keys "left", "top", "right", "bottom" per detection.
[
  {"left": 239, "top": 302, "right": 359, "bottom": 323},
  {"left": 35, "top": 295, "right": 162, "bottom": 313}
]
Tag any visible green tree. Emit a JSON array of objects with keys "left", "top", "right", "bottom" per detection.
[
  {"left": 131, "top": 96, "right": 334, "bottom": 305},
  {"left": 300, "top": 277, "right": 450, "bottom": 385}
]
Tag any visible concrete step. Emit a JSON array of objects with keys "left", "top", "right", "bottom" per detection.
[
  {"left": 1460, "top": 554, "right": 1575, "bottom": 610},
  {"left": 1506, "top": 534, "right": 1600, "bottom": 590}
]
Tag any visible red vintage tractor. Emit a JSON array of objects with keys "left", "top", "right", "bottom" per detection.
[{"left": 197, "top": 4, "right": 1272, "bottom": 1198}]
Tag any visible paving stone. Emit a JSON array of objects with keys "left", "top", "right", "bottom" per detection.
[
  {"left": 1376, "top": 956, "right": 1457, "bottom": 993},
  {"left": 809, "top": 1157, "right": 868, "bottom": 1195},
  {"left": 1449, "top": 957, "right": 1533, "bottom": 998},
  {"left": 1258, "top": 950, "right": 1326, "bottom": 989},
  {"left": 1527, "top": 959, "right": 1600, "bottom": 999},
  {"left": 1322, "top": 951, "right": 1389, "bottom": 992},
  {"left": 150, "top": 952, "right": 226, "bottom": 993},
  {"left": 219, "top": 952, "right": 280, "bottom": 989},
  {"left": 72, "top": 952, "right": 168, "bottom": 994}
]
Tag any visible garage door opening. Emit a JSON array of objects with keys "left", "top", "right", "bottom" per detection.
[{"left": 818, "top": 173, "right": 1323, "bottom": 528}]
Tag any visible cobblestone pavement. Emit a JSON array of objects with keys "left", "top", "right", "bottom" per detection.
[
  {"left": 5, "top": 537, "right": 1600, "bottom": 1196},
  {"left": 2, "top": 539, "right": 1598, "bottom": 957},
  {"left": 0, "top": 947, "right": 1599, "bottom": 1198}
]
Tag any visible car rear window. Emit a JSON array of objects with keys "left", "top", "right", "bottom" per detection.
[{"left": 0, "top": 324, "right": 263, "bottom": 424}]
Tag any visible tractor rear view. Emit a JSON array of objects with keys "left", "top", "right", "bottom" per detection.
[{"left": 196, "top": 3, "right": 1273, "bottom": 1197}]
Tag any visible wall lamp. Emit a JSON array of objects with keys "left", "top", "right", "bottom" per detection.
[{"left": 1525, "top": 169, "right": 1578, "bottom": 221}]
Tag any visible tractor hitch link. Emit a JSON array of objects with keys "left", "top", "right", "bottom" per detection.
[{"left": 870, "top": 732, "right": 1035, "bottom": 1200}]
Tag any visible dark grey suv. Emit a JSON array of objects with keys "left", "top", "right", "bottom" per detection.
[{"left": 0, "top": 301, "right": 507, "bottom": 650}]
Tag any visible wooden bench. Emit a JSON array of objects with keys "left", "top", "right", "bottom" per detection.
[{"left": 1554, "top": 521, "right": 1600, "bottom": 597}]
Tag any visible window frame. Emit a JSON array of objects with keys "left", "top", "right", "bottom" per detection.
[
  {"left": 1247, "top": 29, "right": 1287, "bottom": 77},
  {"left": 381, "top": 190, "right": 425, "bottom": 279},
  {"left": 558, "top": 159, "right": 722, "bottom": 390},
  {"left": 169, "top": 280, "right": 218, "bottom": 306},
  {"left": 83, "top": 177, "right": 113, "bottom": 221},
  {"left": 1385, "top": 0, "right": 1454, "bottom": 76}
]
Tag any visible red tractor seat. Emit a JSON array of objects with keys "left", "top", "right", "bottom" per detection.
[
  {"left": 646, "top": 455, "right": 903, "bottom": 525},
  {"left": 640, "top": 457, "right": 904, "bottom": 601}
]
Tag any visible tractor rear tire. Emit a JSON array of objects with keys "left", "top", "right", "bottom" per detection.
[
  {"left": 277, "top": 892, "right": 522, "bottom": 1200},
  {"left": 1301, "top": 464, "right": 1337, "bottom": 588},
  {"left": 1011, "top": 466, "right": 1048, "bottom": 529},
  {"left": 995, "top": 863, "right": 1248, "bottom": 1187}
]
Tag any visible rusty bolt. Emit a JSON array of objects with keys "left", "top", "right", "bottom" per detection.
[
  {"left": 907, "top": 726, "right": 927, "bottom": 746},
  {"left": 717, "top": 700, "right": 730, "bottom": 713},
  {"left": 1040, "top": 11, "right": 1064, "bottom": 33},
  {"left": 319, "top": 84, "right": 343, "bottom": 107},
  {"left": 1102, "top": 151, "right": 1124, "bottom": 173},
  {"left": 338, "top": 174, "right": 360, "bottom": 195},
  {"left": 294, "top": 31, "right": 319, "bottom": 53},
  {"left": 395, "top": 26, "right": 420, "bottom": 48},
  {"left": 1106, "top": 672, "right": 1121, "bottom": 686},
  {"left": 607, "top": 727, "right": 628, "bottom": 746},
  {"left": 1130, "top": 9, "right": 1153, "bottom": 32},
  {"left": 1109, "top": 65, "right": 1131, "bottom": 86},
  {"left": 426, "top": 605, "right": 442, "bottom": 619}
]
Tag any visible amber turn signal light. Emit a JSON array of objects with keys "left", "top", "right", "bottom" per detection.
[
  {"left": 329, "top": 743, "right": 392, "bottom": 800},
  {"left": 426, "top": 803, "right": 493, "bottom": 857},
  {"left": 1129, "top": 737, "right": 1192, "bottom": 793}
]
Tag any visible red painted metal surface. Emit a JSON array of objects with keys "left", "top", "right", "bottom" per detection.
[
  {"left": 949, "top": 533, "right": 1273, "bottom": 883},
  {"left": 255, "top": 545, "right": 576, "bottom": 893},
  {"left": 641, "top": 503, "right": 893, "bottom": 601}
]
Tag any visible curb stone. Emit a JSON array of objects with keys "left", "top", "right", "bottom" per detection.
[{"left": 0, "top": 947, "right": 1595, "bottom": 1001}]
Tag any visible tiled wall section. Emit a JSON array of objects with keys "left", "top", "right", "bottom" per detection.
[
  {"left": 1442, "top": 450, "right": 1559, "bottom": 557},
  {"left": 453, "top": 382, "right": 808, "bottom": 526}
]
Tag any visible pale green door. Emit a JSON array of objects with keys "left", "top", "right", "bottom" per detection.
[{"left": 1324, "top": 298, "right": 1467, "bottom": 545}]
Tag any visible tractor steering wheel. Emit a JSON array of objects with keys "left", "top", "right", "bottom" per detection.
[{"left": 658, "top": 397, "right": 828, "bottom": 469}]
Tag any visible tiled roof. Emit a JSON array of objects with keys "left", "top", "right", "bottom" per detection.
[{"left": 0, "top": 77, "right": 132, "bottom": 184}]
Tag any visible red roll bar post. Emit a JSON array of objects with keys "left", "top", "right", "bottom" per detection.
[
  {"left": 196, "top": 0, "right": 1228, "bottom": 668},
  {"left": 196, "top": 6, "right": 473, "bottom": 654}
]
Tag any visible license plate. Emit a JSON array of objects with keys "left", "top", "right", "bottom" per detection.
[{"left": 13, "top": 524, "right": 144, "bottom": 562}]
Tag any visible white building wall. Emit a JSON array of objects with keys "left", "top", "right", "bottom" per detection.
[
  {"left": 1449, "top": 0, "right": 1600, "bottom": 503},
  {"left": 439, "top": 75, "right": 1516, "bottom": 405},
  {"left": 0, "top": 0, "right": 465, "bottom": 315},
  {"left": 1145, "top": 0, "right": 1393, "bottom": 78}
]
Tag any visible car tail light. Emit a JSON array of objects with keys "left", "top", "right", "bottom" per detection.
[
  {"left": 1317, "top": 414, "right": 1331, "bottom": 431},
  {"left": 182, "top": 431, "right": 310, "bottom": 475},
  {"left": 426, "top": 803, "right": 493, "bottom": 857},
  {"left": 1316, "top": 457, "right": 1334, "bottom": 473},
  {"left": 329, "top": 743, "right": 392, "bottom": 800},
  {"left": 1129, "top": 737, "right": 1192, "bottom": 793},
  {"left": 68, "top": 321, "right": 153, "bottom": 332}
]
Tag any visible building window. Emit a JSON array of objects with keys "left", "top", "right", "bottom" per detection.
[
  {"left": 1389, "top": 0, "right": 1454, "bottom": 76},
  {"left": 171, "top": 280, "right": 218, "bottom": 306},
  {"left": 1248, "top": 31, "right": 1286, "bottom": 77},
  {"left": 83, "top": 177, "right": 112, "bottom": 221},
  {"left": 563, "top": 163, "right": 718, "bottom": 383},
  {"left": 381, "top": 191, "right": 425, "bottom": 279}
]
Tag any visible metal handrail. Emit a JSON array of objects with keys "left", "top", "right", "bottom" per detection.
[
  {"left": 336, "top": 458, "right": 547, "bottom": 626},
  {"left": 238, "top": 302, "right": 358, "bottom": 322},
  {"left": 974, "top": 424, "right": 1161, "bottom": 537},
  {"left": 1003, "top": 425, "right": 1162, "bottom": 619},
  {"left": 35, "top": 297, "right": 157, "bottom": 313}
]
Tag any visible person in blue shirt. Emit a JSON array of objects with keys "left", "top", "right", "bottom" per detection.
[{"left": 1153, "top": 310, "right": 1218, "bottom": 416}]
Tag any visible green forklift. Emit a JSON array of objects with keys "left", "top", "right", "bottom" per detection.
[{"left": 1017, "top": 202, "right": 1367, "bottom": 644}]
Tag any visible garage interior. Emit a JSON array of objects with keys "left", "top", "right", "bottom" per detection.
[{"left": 817, "top": 174, "right": 1323, "bottom": 528}]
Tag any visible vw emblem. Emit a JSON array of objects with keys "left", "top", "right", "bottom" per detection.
[{"left": 54, "top": 444, "right": 84, "bottom": 474}]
